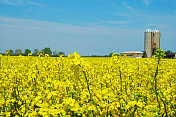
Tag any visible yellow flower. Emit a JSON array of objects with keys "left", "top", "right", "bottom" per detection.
[
  {"left": 5, "top": 50, "right": 9, "bottom": 55},
  {"left": 28, "top": 52, "right": 32, "bottom": 56},
  {"left": 6, "top": 112, "right": 11, "bottom": 116},
  {"left": 0, "top": 52, "right": 175, "bottom": 116}
]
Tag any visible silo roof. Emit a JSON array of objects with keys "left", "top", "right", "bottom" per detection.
[
  {"left": 153, "top": 30, "right": 159, "bottom": 33},
  {"left": 145, "top": 29, "right": 152, "bottom": 32}
]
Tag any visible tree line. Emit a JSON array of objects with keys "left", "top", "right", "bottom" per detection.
[
  {"left": 1, "top": 48, "right": 175, "bottom": 58},
  {"left": 1, "top": 48, "right": 65, "bottom": 57}
]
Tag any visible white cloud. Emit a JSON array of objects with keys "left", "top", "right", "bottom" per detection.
[
  {"left": 1, "top": 0, "right": 40, "bottom": 6},
  {"left": 0, "top": 16, "right": 137, "bottom": 36},
  {"left": 145, "top": 23, "right": 159, "bottom": 28},
  {"left": 0, "top": 16, "right": 175, "bottom": 55},
  {"left": 121, "top": 2, "right": 134, "bottom": 11},
  {"left": 0, "top": 16, "right": 144, "bottom": 55},
  {"left": 1, "top": 0, "right": 22, "bottom": 5},
  {"left": 2, "top": 0, "right": 12, "bottom": 4},
  {"left": 115, "top": 12, "right": 131, "bottom": 17},
  {"left": 100, "top": 21, "right": 130, "bottom": 25},
  {"left": 26, "top": 0, "right": 40, "bottom": 6}
]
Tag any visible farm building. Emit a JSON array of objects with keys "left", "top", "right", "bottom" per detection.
[
  {"left": 166, "top": 53, "right": 175, "bottom": 59},
  {"left": 144, "top": 29, "right": 160, "bottom": 58},
  {"left": 120, "top": 51, "right": 144, "bottom": 58}
]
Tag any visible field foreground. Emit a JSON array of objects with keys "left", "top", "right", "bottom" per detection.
[{"left": 0, "top": 54, "right": 176, "bottom": 116}]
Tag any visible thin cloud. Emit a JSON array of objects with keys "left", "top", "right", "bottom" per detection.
[
  {"left": 101, "top": 21, "right": 130, "bottom": 25},
  {"left": 1, "top": 0, "right": 41, "bottom": 6},
  {"left": 0, "top": 16, "right": 136, "bottom": 36},
  {"left": 114, "top": 12, "right": 131, "bottom": 17},
  {"left": 27, "top": 1, "right": 40, "bottom": 6},
  {"left": 2, "top": 0, "right": 12, "bottom": 4},
  {"left": 121, "top": 1, "right": 134, "bottom": 11},
  {"left": 145, "top": 23, "right": 176, "bottom": 30},
  {"left": 145, "top": 23, "right": 159, "bottom": 29},
  {"left": 0, "top": 16, "right": 143, "bottom": 55},
  {"left": 1, "top": 0, "right": 22, "bottom": 5},
  {"left": 145, "top": 23, "right": 158, "bottom": 27}
]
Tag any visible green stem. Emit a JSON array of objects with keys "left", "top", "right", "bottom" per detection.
[
  {"left": 125, "top": 81, "right": 131, "bottom": 100},
  {"left": 157, "top": 94, "right": 168, "bottom": 116},
  {"left": 119, "top": 67, "right": 122, "bottom": 96},
  {"left": 152, "top": 57, "right": 161, "bottom": 114},
  {"left": 79, "top": 64, "right": 101, "bottom": 116},
  {"left": 152, "top": 54, "right": 168, "bottom": 116}
]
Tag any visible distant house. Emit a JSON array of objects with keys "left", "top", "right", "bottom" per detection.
[
  {"left": 120, "top": 51, "right": 143, "bottom": 58},
  {"left": 166, "top": 53, "right": 176, "bottom": 59}
]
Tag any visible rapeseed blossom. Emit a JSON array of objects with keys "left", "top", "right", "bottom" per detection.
[{"left": 0, "top": 52, "right": 175, "bottom": 116}]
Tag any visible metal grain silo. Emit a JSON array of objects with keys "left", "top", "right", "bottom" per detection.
[
  {"left": 144, "top": 29, "right": 152, "bottom": 58},
  {"left": 153, "top": 30, "right": 160, "bottom": 49}
]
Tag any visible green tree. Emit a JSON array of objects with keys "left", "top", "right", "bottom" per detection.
[
  {"left": 15, "top": 49, "right": 22, "bottom": 56},
  {"left": 53, "top": 51, "right": 57, "bottom": 56},
  {"left": 165, "top": 50, "right": 174, "bottom": 58},
  {"left": 109, "top": 53, "right": 113, "bottom": 57},
  {"left": 165, "top": 50, "right": 173, "bottom": 55},
  {"left": 33, "top": 49, "right": 39, "bottom": 56},
  {"left": 24, "top": 49, "right": 31, "bottom": 56},
  {"left": 41, "top": 49, "right": 44, "bottom": 55},
  {"left": 143, "top": 51, "right": 147, "bottom": 58},
  {"left": 58, "top": 51, "right": 65, "bottom": 56},
  {"left": 44, "top": 48, "right": 52, "bottom": 56},
  {"left": 9, "top": 50, "right": 14, "bottom": 55}
]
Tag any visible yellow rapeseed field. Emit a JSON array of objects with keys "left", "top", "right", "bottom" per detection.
[{"left": 0, "top": 52, "right": 175, "bottom": 116}]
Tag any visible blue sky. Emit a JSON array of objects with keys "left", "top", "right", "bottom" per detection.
[{"left": 0, "top": 0, "right": 176, "bottom": 55}]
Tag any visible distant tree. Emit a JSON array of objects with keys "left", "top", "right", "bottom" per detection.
[
  {"left": 92, "top": 55, "right": 97, "bottom": 57},
  {"left": 41, "top": 49, "right": 44, "bottom": 55},
  {"left": 33, "top": 49, "right": 39, "bottom": 56},
  {"left": 165, "top": 50, "right": 174, "bottom": 59},
  {"left": 109, "top": 53, "right": 113, "bottom": 57},
  {"left": 58, "top": 51, "right": 65, "bottom": 56},
  {"left": 53, "top": 51, "right": 57, "bottom": 56},
  {"left": 104, "top": 55, "right": 109, "bottom": 57},
  {"left": 15, "top": 49, "right": 22, "bottom": 56},
  {"left": 165, "top": 50, "right": 173, "bottom": 55},
  {"left": 9, "top": 50, "right": 14, "bottom": 55},
  {"left": 143, "top": 51, "right": 147, "bottom": 58},
  {"left": 24, "top": 49, "right": 31, "bottom": 56},
  {"left": 44, "top": 48, "right": 52, "bottom": 55},
  {"left": 52, "top": 51, "right": 58, "bottom": 57}
]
